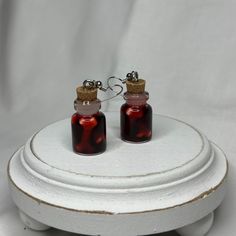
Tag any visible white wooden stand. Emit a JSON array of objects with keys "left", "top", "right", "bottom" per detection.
[{"left": 8, "top": 112, "right": 228, "bottom": 236}]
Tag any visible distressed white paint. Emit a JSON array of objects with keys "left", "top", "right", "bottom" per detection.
[
  {"left": 8, "top": 113, "right": 228, "bottom": 236},
  {"left": 19, "top": 211, "right": 50, "bottom": 231}
]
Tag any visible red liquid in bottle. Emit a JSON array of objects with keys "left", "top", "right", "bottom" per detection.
[
  {"left": 121, "top": 92, "right": 152, "bottom": 143},
  {"left": 72, "top": 99, "right": 106, "bottom": 155}
]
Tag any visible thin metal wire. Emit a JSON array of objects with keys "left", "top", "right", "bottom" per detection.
[
  {"left": 81, "top": 71, "right": 139, "bottom": 103},
  {"left": 82, "top": 77, "right": 124, "bottom": 102},
  {"left": 101, "top": 76, "right": 125, "bottom": 102}
]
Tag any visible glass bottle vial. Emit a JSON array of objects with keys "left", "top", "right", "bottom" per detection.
[
  {"left": 71, "top": 86, "right": 106, "bottom": 155},
  {"left": 120, "top": 72, "right": 152, "bottom": 143}
]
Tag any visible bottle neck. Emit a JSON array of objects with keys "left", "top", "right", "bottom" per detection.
[
  {"left": 74, "top": 99, "right": 101, "bottom": 116},
  {"left": 124, "top": 92, "right": 149, "bottom": 106}
]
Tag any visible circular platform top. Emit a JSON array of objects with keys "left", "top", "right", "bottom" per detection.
[{"left": 30, "top": 113, "right": 209, "bottom": 178}]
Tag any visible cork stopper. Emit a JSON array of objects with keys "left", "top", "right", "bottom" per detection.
[
  {"left": 126, "top": 79, "right": 146, "bottom": 94},
  {"left": 76, "top": 86, "right": 97, "bottom": 101}
]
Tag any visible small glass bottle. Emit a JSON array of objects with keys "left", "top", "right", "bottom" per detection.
[
  {"left": 71, "top": 86, "right": 106, "bottom": 155},
  {"left": 120, "top": 72, "right": 152, "bottom": 143}
]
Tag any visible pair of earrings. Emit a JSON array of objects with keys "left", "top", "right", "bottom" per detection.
[{"left": 71, "top": 71, "right": 152, "bottom": 155}]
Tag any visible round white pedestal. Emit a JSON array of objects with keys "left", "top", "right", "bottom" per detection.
[{"left": 8, "top": 112, "right": 228, "bottom": 236}]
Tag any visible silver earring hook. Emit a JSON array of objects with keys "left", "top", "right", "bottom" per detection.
[
  {"left": 81, "top": 78, "right": 124, "bottom": 102},
  {"left": 81, "top": 71, "right": 139, "bottom": 102},
  {"left": 102, "top": 71, "right": 140, "bottom": 101}
]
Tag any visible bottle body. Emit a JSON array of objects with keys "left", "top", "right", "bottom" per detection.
[
  {"left": 120, "top": 92, "right": 152, "bottom": 143},
  {"left": 71, "top": 99, "right": 106, "bottom": 155}
]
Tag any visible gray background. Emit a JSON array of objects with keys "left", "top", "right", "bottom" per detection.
[{"left": 0, "top": 0, "right": 235, "bottom": 235}]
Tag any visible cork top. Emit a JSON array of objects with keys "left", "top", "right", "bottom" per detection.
[
  {"left": 76, "top": 86, "right": 98, "bottom": 101},
  {"left": 125, "top": 71, "right": 146, "bottom": 94},
  {"left": 126, "top": 79, "right": 146, "bottom": 94}
]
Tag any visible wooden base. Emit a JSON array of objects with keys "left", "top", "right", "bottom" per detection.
[{"left": 8, "top": 113, "right": 228, "bottom": 236}]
